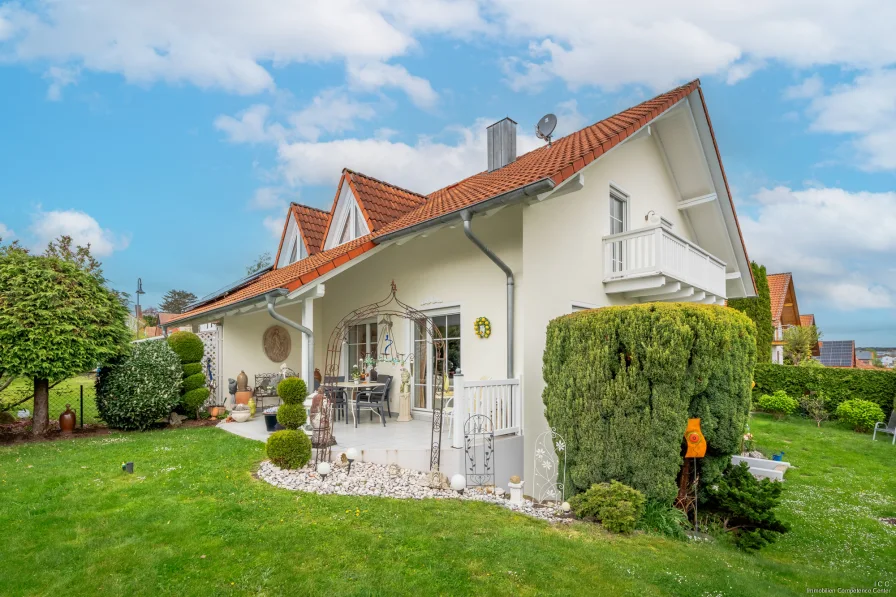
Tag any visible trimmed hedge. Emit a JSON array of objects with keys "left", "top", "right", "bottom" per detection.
[
  {"left": 167, "top": 331, "right": 205, "bottom": 363},
  {"left": 182, "top": 362, "right": 203, "bottom": 377},
  {"left": 96, "top": 340, "right": 182, "bottom": 430},
  {"left": 166, "top": 331, "right": 207, "bottom": 416},
  {"left": 277, "top": 378, "right": 307, "bottom": 405},
  {"left": 182, "top": 387, "right": 210, "bottom": 413},
  {"left": 277, "top": 402, "right": 307, "bottom": 430},
  {"left": 543, "top": 303, "right": 756, "bottom": 503},
  {"left": 753, "top": 363, "right": 896, "bottom": 413},
  {"left": 728, "top": 262, "right": 773, "bottom": 364},
  {"left": 266, "top": 430, "right": 312, "bottom": 469},
  {"left": 182, "top": 372, "right": 206, "bottom": 393}
]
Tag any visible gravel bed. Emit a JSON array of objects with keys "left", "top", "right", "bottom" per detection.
[{"left": 257, "top": 460, "right": 571, "bottom": 522}]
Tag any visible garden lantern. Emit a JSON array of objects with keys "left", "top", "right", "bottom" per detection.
[
  {"left": 450, "top": 474, "right": 466, "bottom": 495},
  {"left": 317, "top": 462, "right": 331, "bottom": 481},
  {"left": 346, "top": 448, "right": 358, "bottom": 474}
]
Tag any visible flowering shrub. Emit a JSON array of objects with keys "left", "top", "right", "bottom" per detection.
[
  {"left": 756, "top": 390, "right": 798, "bottom": 419},
  {"left": 835, "top": 399, "right": 885, "bottom": 433},
  {"left": 96, "top": 340, "right": 182, "bottom": 430}
]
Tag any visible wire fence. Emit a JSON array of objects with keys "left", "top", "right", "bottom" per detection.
[{"left": 1, "top": 376, "right": 101, "bottom": 427}]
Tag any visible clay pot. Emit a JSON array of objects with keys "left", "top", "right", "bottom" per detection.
[
  {"left": 209, "top": 406, "right": 220, "bottom": 420},
  {"left": 59, "top": 404, "right": 76, "bottom": 434},
  {"left": 236, "top": 371, "right": 249, "bottom": 392},
  {"left": 235, "top": 390, "right": 252, "bottom": 405}
]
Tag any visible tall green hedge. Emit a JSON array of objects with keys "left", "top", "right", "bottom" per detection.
[
  {"left": 728, "top": 262, "right": 772, "bottom": 364},
  {"left": 166, "top": 331, "right": 207, "bottom": 415},
  {"left": 753, "top": 363, "right": 896, "bottom": 413},
  {"left": 543, "top": 303, "right": 756, "bottom": 503}
]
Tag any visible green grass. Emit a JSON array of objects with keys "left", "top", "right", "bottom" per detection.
[
  {"left": 0, "top": 416, "right": 893, "bottom": 596},
  {"left": 1, "top": 375, "right": 99, "bottom": 424}
]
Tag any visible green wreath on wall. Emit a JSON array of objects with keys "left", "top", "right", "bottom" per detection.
[{"left": 474, "top": 316, "right": 492, "bottom": 339}]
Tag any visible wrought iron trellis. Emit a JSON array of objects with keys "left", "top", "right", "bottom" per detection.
[
  {"left": 532, "top": 427, "right": 567, "bottom": 504},
  {"left": 313, "top": 282, "right": 446, "bottom": 475},
  {"left": 463, "top": 414, "right": 495, "bottom": 488}
]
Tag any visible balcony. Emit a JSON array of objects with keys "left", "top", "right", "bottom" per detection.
[{"left": 603, "top": 225, "right": 727, "bottom": 303}]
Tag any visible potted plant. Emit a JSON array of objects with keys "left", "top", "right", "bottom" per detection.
[
  {"left": 351, "top": 365, "right": 361, "bottom": 382},
  {"left": 231, "top": 404, "right": 251, "bottom": 423},
  {"left": 263, "top": 406, "right": 279, "bottom": 432}
]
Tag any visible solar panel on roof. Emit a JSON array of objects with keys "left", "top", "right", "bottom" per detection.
[{"left": 817, "top": 340, "right": 855, "bottom": 367}]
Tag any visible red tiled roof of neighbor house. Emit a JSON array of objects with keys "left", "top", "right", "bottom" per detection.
[
  {"left": 800, "top": 314, "right": 815, "bottom": 328},
  {"left": 767, "top": 273, "right": 792, "bottom": 326},
  {"left": 168, "top": 79, "right": 751, "bottom": 325}
]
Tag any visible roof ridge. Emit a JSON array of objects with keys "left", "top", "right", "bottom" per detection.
[
  {"left": 343, "top": 168, "right": 428, "bottom": 200},
  {"left": 290, "top": 202, "right": 329, "bottom": 214}
]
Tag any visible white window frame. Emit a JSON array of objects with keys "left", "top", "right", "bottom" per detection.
[
  {"left": 609, "top": 184, "right": 629, "bottom": 273},
  {"left": 406, "top": 306, "right": 462, "bottom": 414},
  {"left": 342, "top": 319, "right": 378, "bottom": 377},
  {"left": 325, "top": 183, "right": 370, "bottom": 250}
]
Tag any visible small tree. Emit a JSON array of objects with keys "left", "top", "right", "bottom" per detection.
[
  {"left": 246, "top": 251, "right": 273, "bottom": 276},
  {"left": 159, "top": 289, "right": 198, "bottom": 314},
  {"left": 783, "top": 325, "right": 820, "bottom": 365},
  {"left": 0, "top": 240, "right": 130, "bottom": 434},
  {"left": 800, "top": 392, "right": 829, "bottom": 427}
]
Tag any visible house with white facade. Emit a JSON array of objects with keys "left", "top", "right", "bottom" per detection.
[{"left": 165, "top": 80, "right": 756, "bottom": 485}]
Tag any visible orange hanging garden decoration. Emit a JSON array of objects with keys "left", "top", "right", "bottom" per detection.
[{"left": 684, "top": 418, "right": 707, "bottom": 458}]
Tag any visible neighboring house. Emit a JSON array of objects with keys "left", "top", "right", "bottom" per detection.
[
  {"left": 856, "top": 350, "right": 874, "bottom": 367},
  {"left": 767, "top": 273, "right": 819, "bottom": 364},
  {"left": 164, "top": 80, "right": 756, "bottom": 482},
  {"left": 159, "top": 312, "right": 217, "bottom": 333},
  {"left": 880, "top": 356, "right": 895, "bottom": 368},
  {"left": 815, "top": 340, "right": 857, "bottom": 368}
]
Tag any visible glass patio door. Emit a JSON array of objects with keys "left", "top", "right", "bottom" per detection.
[{"left": 412, "top": 312, "right": 461, "bottom": 412}]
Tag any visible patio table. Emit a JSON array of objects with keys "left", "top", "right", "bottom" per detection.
[{"left": 334, "top": 381, "right": 386, "bottom": 426}]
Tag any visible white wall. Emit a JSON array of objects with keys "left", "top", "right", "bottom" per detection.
[{"left": 519, "top": 134, "right": 686, "bottom": 489}]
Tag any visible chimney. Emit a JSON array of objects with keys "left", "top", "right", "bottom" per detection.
[{"left": 487, "top": 117, "right": 517, "bottom": 172}]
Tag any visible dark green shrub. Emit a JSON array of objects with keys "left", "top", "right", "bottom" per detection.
[
  {"left": 835, "top": 399, "right": 885, "bottom": 432},
  {"left": 96, "top": 340, "right": 182, "bottom": 430},
  {"left": 277, "top": 402, "right": 307, "bottom": 430},
  {"left": 182, "top": 387, "right": 210, "bottom": 414},
  {"left": 753, "top": 363, "right": 896, "bottom": 413},
  {"left": 728, "top": 262, "right": 773, "bottom": 364},
  {"left": 756, "top": 390, "right": 798, "bottom": 419},
  {"left": 568, "top": 481, "right": 645, "bottom": 533},
  {"left": 637, "top": 500, "right": 689, "bottom": 540},
  {"left": 182, "top": 372, "right": 206, "bottom": 393},
  {"left": 704, "top": 462, "right": 788, "bottom": 551},
  {"left": 166, "top": 331, "right": 204, "bottom": 363},
  {"left": 277, "top": 377, "right": 307, "bottom": 405},
  {"left": 543, "top": 303, "right": 756, "bottom": 502},
  {"left": 266, "top": 430, "right": 312, "bottom": 469},
  {"left": 182, "top": 362, "right": 202, "bottom": 377}
]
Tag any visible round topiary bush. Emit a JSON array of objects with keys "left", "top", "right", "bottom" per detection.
[
  {"left": 277, "top": 402, "right": 307, "bottom": 430},
  {"left": 277, "top": 377, "right": 307, "bottom": 405},
  {"left": 756, "top": 390, "right": 798, "bottom": 419},
  {"left": 182, "top": 362, "right": 203, "bottom": 377},
  {"left": 182, "top": 387, "right": 210, "bottom": 413},
  {"left": 166, "top": 331, "right": 204, "bottom": 364},
  {"left": 266, "top": 429, "right": 312, "bottom": 469},
  {"left": 568, "top": 481, "right": 645, "bottom": 533},
  {"left": 182, "top": 372, "right": 206, "bottom": 393},
  {"left": 835, "top": 399, "right": 885, "bottom": 432},
  {"left": 96, "top": 340, "right": 183, "bottom": 430}
]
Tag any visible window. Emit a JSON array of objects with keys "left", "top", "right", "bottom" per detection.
[
  {"left": 346, "top": 321, "right": 377, "bottom": 374},
  {"left": 289, "top": 238, "right": 298, "bottom": 263},
  {"left": 336, "top": 203, "right": 365, "bottom": 246},
  {"left": 609, "top": 186, "right": 628, "bottom": 272},
  {"left": 413, "top": 312, "right": 461, "bottom": 411}
]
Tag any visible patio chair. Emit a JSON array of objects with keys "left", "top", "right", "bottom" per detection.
[
  {"left": 873, "top": 410, "right": 896, "bottom": 445},
  {"left": 355, "top": 378, "right": 389, "bottom": 427},
  {"left": 323, "top": 376, "right": 347, "bottom": 422}
]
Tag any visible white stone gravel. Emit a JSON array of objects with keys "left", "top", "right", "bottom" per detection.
[{"left": 257, "top": 460, "right": 571, "bottom": 522}]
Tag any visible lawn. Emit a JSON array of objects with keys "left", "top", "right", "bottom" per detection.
[
  {"left": 0, "top": 415, "right": 893, "bottom": 596},
  {"left": 1, "top": 375, "right": 99, "bottom": 424}
]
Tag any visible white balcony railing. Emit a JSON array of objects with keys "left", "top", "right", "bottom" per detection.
[
  {"left": 451, "top": 376, "right": 521, "bottom": 448},
  {"left": 603, "top": 225, "right": 727, "bottom": 298}
]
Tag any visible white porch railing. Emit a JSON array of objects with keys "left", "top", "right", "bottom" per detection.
[
  {"left": 602, "top": 225, "right": 727, "bottom": 298},
  {"left": 451, "top": 376, "right": 521, "bottom": 448}
]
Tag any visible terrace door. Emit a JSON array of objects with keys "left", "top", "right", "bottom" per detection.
[{"left": 412, "top": 311, "right": 461, "bottom": 413}]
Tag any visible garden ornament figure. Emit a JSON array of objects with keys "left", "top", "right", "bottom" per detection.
[
  {"left": 684, "top": 418, "right": 707, "bottom": 458},
  {"left": 228, "top": 378, "right": 238, "bottom": 397}
]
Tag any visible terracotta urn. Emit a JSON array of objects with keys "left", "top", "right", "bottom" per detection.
[
  {"left": 59, "top": 404, "right": 76, "bottom": 434},
  {"left": 235, "top": 390, "right": 252, "bottom": 405},
  {"left": 236, "top": 370, "right": 249, "bottom": 392},
  {"left": 209, "top": 406, "right": 219, "bottom": 420}
]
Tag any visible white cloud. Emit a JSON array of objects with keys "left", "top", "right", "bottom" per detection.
[
  {"left": 43, "top": 65, "right": 79, "bottom": 101},
  {"left": 0, "top": 0, "right": 480, "bottom": 96},
  {"left": 553, "top": 99, "right": 588, "bottom": 137},
  {"left": 262, "top": 215, "right": 283, "bottom": 238},
  {"left": 741, "top": 185, "right": 896, "bottom": 310},
  {"left": 493, "top": 1, "right": 896, "bottom": 91},
  {"left": 288, "top": 90, "right": 377, "bottom": 141},
  {"left": 0, "top": 222, "right": 14, "bottom": 240},
  {"left": 29, "top": 209, "right": 129, "bottom": 256},
  {"left": 250, "top": 187, "right": 288, "bottom": 211},
  {"left": 784, "top": 74, "right": 824, "bottom": 100},
  {"left": 802, "top": 70, "right": 896, "bottom": 170},
  {"left": 346, "top": 61, "right": 438, "bottom": 109},
  {"left": 214, "top": 104, "right": 283, "bottom": 144}
]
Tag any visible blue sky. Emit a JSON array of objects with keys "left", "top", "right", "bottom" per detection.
[{"left": 1, "top": 1, "right": 895, "bottom": 345}]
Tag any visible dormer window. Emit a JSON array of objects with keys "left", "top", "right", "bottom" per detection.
[{"left": 324, "top": 180, "right": 370, "bottom": 250}]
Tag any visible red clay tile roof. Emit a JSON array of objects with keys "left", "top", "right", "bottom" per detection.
[
  {"left": 800, "top": 314, "right": 815, "bottom": 328},
  {"left": 169, "top": 79, "right": 749, "bottom": 325},
  {"left": 292, "top": 203, "right": 329, "bottom": 256},
  {"left": 767, "top": 273, "right": 792, "bottom": 326}
]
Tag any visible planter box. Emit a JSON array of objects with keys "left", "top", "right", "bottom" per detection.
[
  {"left": 264, "top": 413, "right": 278, "bottom": 432},
  {"left": 731, "top": 455, "right": 791, "bottom": 482}
]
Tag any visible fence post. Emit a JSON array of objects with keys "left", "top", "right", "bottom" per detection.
[
  {"left": 80, "top": 385, "right": 84, "bottom": 428},
  {"left": 452, "top": 375, "right": 465, "bottom": 448}
]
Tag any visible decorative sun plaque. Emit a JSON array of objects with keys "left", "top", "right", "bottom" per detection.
[{"left": 262, "top": 325, "right": 291, "bottom": 362}]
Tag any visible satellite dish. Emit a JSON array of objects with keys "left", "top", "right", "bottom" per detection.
[{"left": 535, "top": 113, "right": 557, "bottom": 145}]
